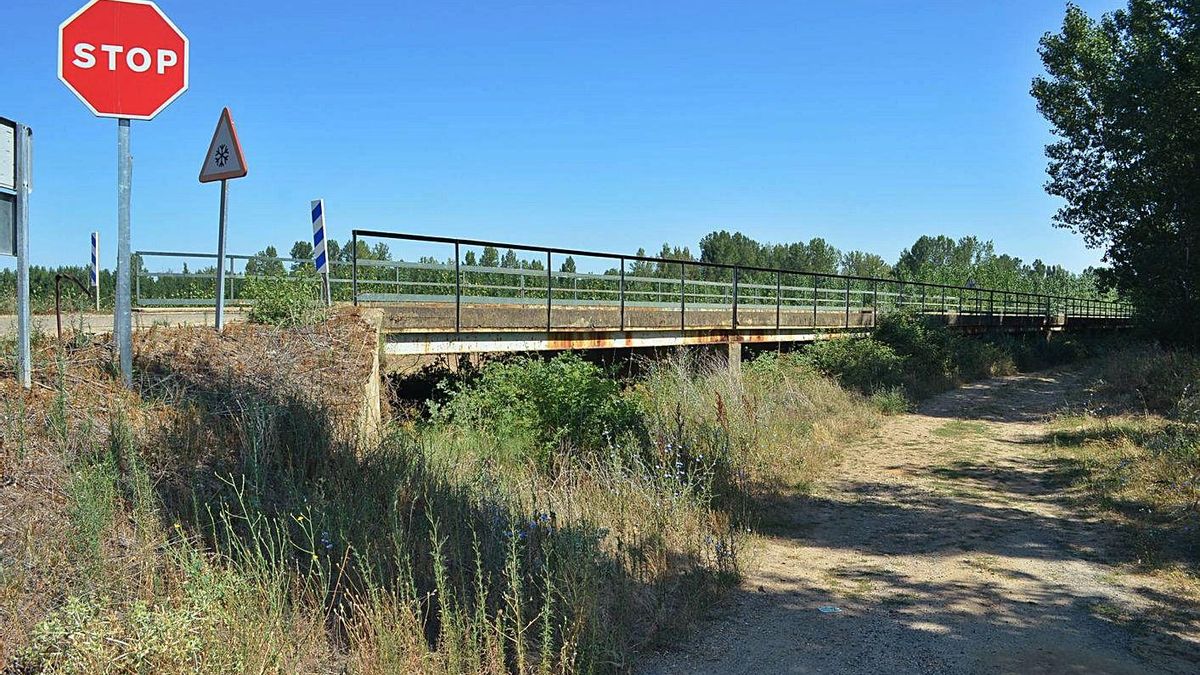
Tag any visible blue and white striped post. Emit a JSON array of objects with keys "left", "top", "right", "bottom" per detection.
[
  {"left": 311, "top": 199, "right": 330, "bottom": 305},
  {"left": 90, "top": 231, "right": 100, "bottom": 310}
]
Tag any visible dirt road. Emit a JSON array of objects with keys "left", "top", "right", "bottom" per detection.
[{"left": 640, "top": 369, "right": 1200, "bottom": 674}]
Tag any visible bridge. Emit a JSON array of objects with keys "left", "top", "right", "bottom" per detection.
[{"left": 129, "top": 231, "right": 1131, "bottom": 362}]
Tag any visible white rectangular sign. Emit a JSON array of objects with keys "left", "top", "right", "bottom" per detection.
[
  {"left": 0, "top": 121, "right": 14, "bottom": 192},
  {"left": 0, "top": 194, "right": 13, "bottom": 257}
]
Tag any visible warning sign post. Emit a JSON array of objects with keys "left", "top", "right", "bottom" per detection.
[{"left": 200, "top": 107, "right": 248, "bottom": 330}]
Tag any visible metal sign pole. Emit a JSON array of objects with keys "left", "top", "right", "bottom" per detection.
[
  {"left": 15, "top": 123, "right": 32, "bottom": 390},
  {"left": 214, "top": 178, "right": 229, "bottom": 330},
  {"left": 115, "top": 119, "right": 132, "bottom": 386}
]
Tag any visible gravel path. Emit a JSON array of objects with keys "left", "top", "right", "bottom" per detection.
[{"left": 639, "top": 369, "right": 1200, "bottom": 674}]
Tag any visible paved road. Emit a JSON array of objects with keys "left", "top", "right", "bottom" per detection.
[{"left": 0, "top": 308, "right": 248, "bottom": 336}]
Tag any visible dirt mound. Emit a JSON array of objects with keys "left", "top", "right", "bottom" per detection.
[{"left": 134, "top": 309, "right": 378, "bottom": 419}]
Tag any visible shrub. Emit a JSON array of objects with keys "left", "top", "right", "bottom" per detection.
[
  {"left": 800, "top": 336, "right": 905, "bottom": 394},
  {"left": 871, "top": 311, "right": 961, "bottom": 395},
  {"left": 870, "top": 387, "right": 910, "bottom": 415},
  {"left": 430, "top": 353, "right": 641, "bottom": 467},
  {"left": 243, "top": 275, "right": 325, "bottom": 327},
  {"left": 803, "top": 311, "right": 1108, "bottom": 400}
]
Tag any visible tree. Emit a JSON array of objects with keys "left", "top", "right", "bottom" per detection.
[
  {"left": 559, "top": 256, "right": 577, "bottom": 273},
  {"left": 802, "top": 237, "right": 842, "bottom": 274},
  {"left": 841, "top": 251, "right": 891, "bottom": 278},
  {"left": 895, "top": 235, "right": 961, "bottom": 282},
  {"left": 289, "top": 240, "right": 314, "bottom": 272},
  {"left": 1032, "top": 0, "right": 1200, "bottom": 343},
  {"left": 699, "top": 230, "right": 762, "bottom": 270},
  {"left": 353, "top": 240, "right": 374, "bottom": 261},
  {"left": 629, "top": 247, "right": 655, "bottom": 277},
  {"left": 245, "top": 245, "right": 285, "bottom": 276}
]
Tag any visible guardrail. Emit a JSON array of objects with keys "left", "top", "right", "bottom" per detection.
[
  {"left": 346, "top": 230, "right": 1134, "bottom": 332},
  {"left": 133, "top": 251, "right": 348, "bottom": 307}
]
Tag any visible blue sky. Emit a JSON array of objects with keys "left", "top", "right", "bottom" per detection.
[{"left": 2, "top": 0, "right": 1124, "bottom": 272}]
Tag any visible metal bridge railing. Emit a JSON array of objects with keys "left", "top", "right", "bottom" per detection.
[{"left": 345, "top": 230, "right": 1134, "bottom": 332}]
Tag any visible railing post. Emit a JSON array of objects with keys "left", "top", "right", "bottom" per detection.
[
  {"left": 941, "top": 286, "right": 946, "bottom": 315},
  {"left": 454, "top": 242, "right": 461, "bottom": 333},
  {"left": 546, "top": 251, "right": 552, "bottom": 332},
  {"left": 776, "top": 271, "right": 782, "bottom": 330},
  {"left": 989, "top": 289, "right": 994, "bottom": 321},
  {"left": 619, "top": 257, "right": 626, "bottom": 332},
  {"left": 680, "top": 262, "right": 686, "bottom": 332},
  {"left": 812, "top": 274, "right": 818, "bottom": 327},
  {"left": 921, "top": 284, "right": 926, "bottom": 314},
  {"left": 872, "top": 278, "right": 878, "bottom": 327},
  {"left": 732, "top": 266, "right": 740, "bottom": 328},
  {"left": 352, "top": 231, "right": 359, "bottom": 306},
  {"left": 844, "top": 277, "right": 851, "bottom": 328}
]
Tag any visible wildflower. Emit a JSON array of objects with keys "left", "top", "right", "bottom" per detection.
[{"left": 320, "top": 531, "right": 333, "bottom": 551}]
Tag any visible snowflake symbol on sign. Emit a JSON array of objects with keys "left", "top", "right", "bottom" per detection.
[{"left": 214, "top": 144, "right": 230, "bottom": 167}]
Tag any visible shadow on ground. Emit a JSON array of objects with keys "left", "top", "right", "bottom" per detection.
[{"left": 639, "top": 368, "right": 1200, "bottom": 674}]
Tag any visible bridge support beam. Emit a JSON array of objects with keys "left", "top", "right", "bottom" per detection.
[{"left": 727, "top": 340, "right": 742, "bottom": 376}]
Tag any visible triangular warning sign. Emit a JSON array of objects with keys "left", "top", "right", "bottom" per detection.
[{"left": 199, "top": 108, "right": 248, "bottom": 183}]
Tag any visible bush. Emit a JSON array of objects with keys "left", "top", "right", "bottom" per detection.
[
  {"left": 870, "top": 387, "right": 910, "bottom": 415},
  {"left": 800, "top": 336, "right": 905, "bottom": 394},
  {"left": 803, "top": 311, "right": 1108, "bottom": 400},
  {"left": 431, "top": 353, "right": 641, "bottom": 467},
  {"left": 243, "top": 275, "right": 325, "bottom": 327}
]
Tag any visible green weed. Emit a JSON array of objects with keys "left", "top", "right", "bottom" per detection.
[{"left": 243, "top": 274, "right": 326, "bottom": 327}]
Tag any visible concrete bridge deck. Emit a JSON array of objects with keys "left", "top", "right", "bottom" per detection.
[{"left": 369, "top": 300, "right": 1130, "bottom": 356}]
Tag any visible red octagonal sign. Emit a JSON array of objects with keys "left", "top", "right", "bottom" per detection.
[{"left": 58, "top": 0, "right": 189, "bottom": 120}]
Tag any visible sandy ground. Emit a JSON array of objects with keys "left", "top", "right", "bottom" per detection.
[{"left": 640, "top": 369, "right": 1200, "bottom": 674}]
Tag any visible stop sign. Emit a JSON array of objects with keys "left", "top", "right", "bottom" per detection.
[{"left": 58, "top": 0, "right": 189, "bottom": 120}]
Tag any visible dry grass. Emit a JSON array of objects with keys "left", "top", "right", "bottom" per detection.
[
  {"left": 631, "top": 350, "right": 878, "bottom": 498},
  {"left": 0, "top": 320, "right": 878, "bottom": 672},
  {"left": 1041, "top": 345, "right": 1200, "bottom": 593}
]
